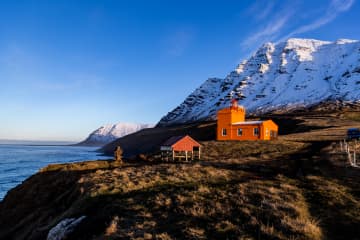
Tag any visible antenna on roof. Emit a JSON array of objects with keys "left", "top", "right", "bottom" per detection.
[
  {"left": 229, "top": 90, "right": 234, "bottom": 99},
  {"left": 226, "top": 90, "right": 235, "bottom": 101}
]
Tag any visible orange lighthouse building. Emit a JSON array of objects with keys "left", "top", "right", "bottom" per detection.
[{"left": 217, "top": 99, "right": 278, "bottom": 141}]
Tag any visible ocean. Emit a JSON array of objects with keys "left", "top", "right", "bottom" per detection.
[{"left": 0, "top": 144, "right": 110, "bottom": 200}]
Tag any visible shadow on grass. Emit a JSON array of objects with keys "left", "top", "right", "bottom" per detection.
[
  {"left": 301, "top": 176, "right": 360, "bottom": 240},
  {"left": 273, "top": 140, "right": 360, "bottom": 239},
  {"left": 0, "top": 159, "right": 136, "bottom": 240},
  {"left": 205, "top": 140, "right": 360, "bottom": 240},
  {"left": 271, "top": 117, "right": 335, "bottom": 136},
  {"left": 1, "top": 142, "right": 359, "bottom": 240},
  {"left": 68, "top": 176, "right": 304, "bottom": 240}
]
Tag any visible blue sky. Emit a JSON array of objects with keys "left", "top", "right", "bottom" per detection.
[{"left": 0, "top": 0, "right": 359, "bottom": 141}]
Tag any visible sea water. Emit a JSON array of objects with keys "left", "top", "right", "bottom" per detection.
[{"left": 0, "top": 144, "right": 109, "bottom": 200}]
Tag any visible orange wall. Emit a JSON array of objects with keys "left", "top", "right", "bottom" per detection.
[
  {"left": 261, "top": 120, "right": 278, "bottom": 140},
  {"left": 230, "top": 124, "right": 262, "bottom": 140},
  {"left": 217, "top": 107, "right": 245, "bottom": 123},
  {"left": 217, "top": 123, "right": 278, "bottom": 141},
  {"left": 217, "top": 106, "right": 245, "bottom": 140},
  {"left": 216, "top": 107, "right": 278, "bottom": 141}
]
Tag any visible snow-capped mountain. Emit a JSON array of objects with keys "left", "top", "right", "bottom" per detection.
[
  {"left": 78, "top": 123, "right": 154, "bottom": 146},
  {"left": 158, "top": 38, "right": 360, "bottom": 126}
]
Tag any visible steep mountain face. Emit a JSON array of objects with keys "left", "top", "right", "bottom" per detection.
[
  {"left": 78, "top": 123, "right": 154, "bottom": 146},
  {"left": 158, "top": 38, "right": 360, "bottom": 126}
]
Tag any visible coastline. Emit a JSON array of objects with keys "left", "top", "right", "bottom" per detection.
[
  {"left": 0, "top": 144, "right": 109, "bottom": 201},
  {"left": 1, "top": 112, "right": 360, "bottom": 239}
]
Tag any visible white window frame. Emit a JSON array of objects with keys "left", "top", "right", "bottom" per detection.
[
  {"left": 237, "top": 128, "right": 243, "bottom": 136},
  {"left": 222, "top": 128, "right": 227, "bottom": 136}
]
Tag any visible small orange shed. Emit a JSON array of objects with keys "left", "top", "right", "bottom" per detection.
[
  {"left": 217, "top": 100, "right": 278, "bottom": 141},
  {"left": 160, "top": 135, "right": 201, "bottom": 161}
]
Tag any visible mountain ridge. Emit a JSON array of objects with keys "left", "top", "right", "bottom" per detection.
[
  {"left": 158, "top": 38, "right": 360, "bottom": 126},
  {"left": 77, "top": 122, "right": 154, "bottom": 146}
]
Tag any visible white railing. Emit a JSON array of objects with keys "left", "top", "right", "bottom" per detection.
[{"left": 340, "top": 139, "right": 359, "bottom": 168}]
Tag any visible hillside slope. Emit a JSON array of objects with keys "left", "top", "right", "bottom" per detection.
[
  {"left": 1, "top": 111, "right": 359, "bottom": 240},
  {"left": 101, "top": 122, "right": 216, "bottom": 157},
  {"left": 159, "top": 38, "right": 360, "bottom": 126},
  {"left": 101, "top": 102, "right": 360, "bottom": 158}
]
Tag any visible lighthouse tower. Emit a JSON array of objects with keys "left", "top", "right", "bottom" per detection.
[{"left": 217, "top": 99, "right": 245, "bottom": 140}]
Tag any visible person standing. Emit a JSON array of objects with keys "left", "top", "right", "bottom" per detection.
[{"left": 114, "top": 146, "right": 123, "bottom": 163}]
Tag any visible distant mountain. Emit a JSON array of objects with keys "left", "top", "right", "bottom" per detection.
[
  {"left": 158, "top": 38, "right": 360, "bottom": 126},
  {"left": 78, "top": 123, "right": 154, "bottom": 146}
]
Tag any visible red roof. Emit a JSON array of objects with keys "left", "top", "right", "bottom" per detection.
[
  {"left": 161, "top": 135, "right": 201, "bottom": 151},
  {"left": 161, "top": 136, "right": 185, "bottom": 146}
]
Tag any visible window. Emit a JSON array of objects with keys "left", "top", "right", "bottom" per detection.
[
  {"left": 254, "top": 127, "right": 259, "bottom": 136},
  {"left": 237, "top": 128, "right": 243, "bottom": 136},
  {"left": 222, "top": 128, "right": 227, "bottom": 136},
  {"left": 266, "top": 128, "right": 269, "bottom": 136},
  {"left": 270, "top": 131, "right": 277, "bottom": 138}
]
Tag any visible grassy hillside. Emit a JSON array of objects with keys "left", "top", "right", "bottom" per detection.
[
  {"left": 0, "top": 110, "right": 359, "bottom": 239},
  {"left": 101, "top": 121, "right": 216, "bottom": 157},
  {"left": 101, "top": 101, "right": 360, "bottom": 158}
]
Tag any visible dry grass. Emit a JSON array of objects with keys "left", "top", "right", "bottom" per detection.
[
  {"left": 40, "top": 159, "right": 117, "bottom": 172},
  {"left": 201, "top": 139, "right": 306, "bottom": 163},
  {"left": 81, "top": 163, "right": 240, "bottom": 197},
  {"left": 342, "top": 111, "right": 360, "bottom": 122},
  {"left": 63, "top": 112, "right": 359, "bottom": 239},
  {"left": 61, "top": 162, "right": 325, "bottom": 240},
  {"left": 1, "top": 111, "right": 360, "bottom": 240},
  {"left": 105, "top": 216, "right": 119, "bottom": 236}
]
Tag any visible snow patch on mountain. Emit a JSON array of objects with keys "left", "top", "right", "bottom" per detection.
[
  {"left": 158, "top": 38, "right": 360, "bottom": 126},
  {"left": 78, "top": 123, "right": 154, "bottom": 146}
]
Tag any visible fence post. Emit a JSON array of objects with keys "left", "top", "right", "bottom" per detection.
[
  {"left": 348, "top": 150, "right": 351, "bottom": 166},
  {"left": 354, "top": 151, "right": 357, "bottom": 166},
  {"left": 356, "top": 140, "right": 358, "bottom": 155},
  {"left": 340, "top": 141, "right": 343, "bottom": 152}
]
